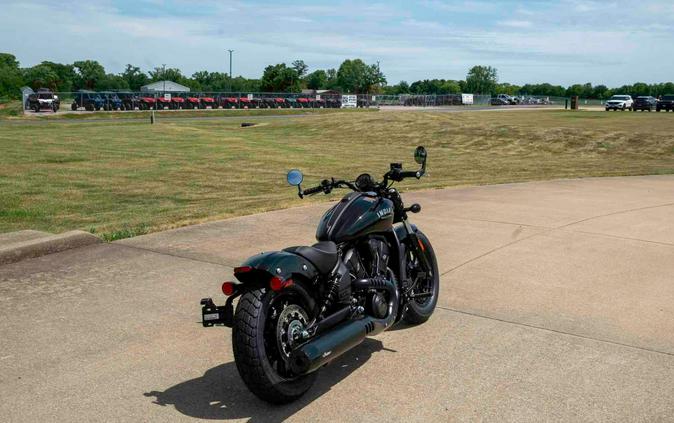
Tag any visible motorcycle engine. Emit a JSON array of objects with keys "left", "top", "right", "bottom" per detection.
[{"left": 345, "top": 237, "right": 391, "bottom": 319}]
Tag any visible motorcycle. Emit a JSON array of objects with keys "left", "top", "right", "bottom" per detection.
[{"left": 200, "top": 146, "right": 439, "bottom": 403}]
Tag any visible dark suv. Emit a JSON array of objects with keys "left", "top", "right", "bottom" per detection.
[
  {"left": 656, "top": 95, "right": 674, "bottom": 112},
  {"left": 101, "top": 92, "right": 124, "bottom": 111},
  {"left": 117, "top": 92, "right": 140, "bottom": 110},
  {"left": 71, "top": 90, "right": 105, "bottom": 111},
  {"left": 632, "top": 96, "right": 657, "bottom": 112}
]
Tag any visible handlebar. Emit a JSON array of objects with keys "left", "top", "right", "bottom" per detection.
[{"left": 299, "top": 178, "right": 358, "bottom": 198}]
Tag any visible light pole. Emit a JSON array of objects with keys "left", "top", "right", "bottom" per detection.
[
  {"left": 227, "top": 49, "right": 234, "bottom": 92},
  {"left": 162, "top": 64, "right": 166, "bottom": 94}
]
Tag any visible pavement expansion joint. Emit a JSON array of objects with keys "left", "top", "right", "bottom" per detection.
[
  {"left": 435, "top": 305, "right": 674, "bottom": 358},
  {"left": 112, "top": 243, "right": 236, "bottom": 269},
  {"left": 556, "top": 202, "right": 674, "bottom": 229}
]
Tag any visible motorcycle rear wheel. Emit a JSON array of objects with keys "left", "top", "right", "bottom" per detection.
[{"left": 233, "top": 288, "right": 317, "bottom": 403}]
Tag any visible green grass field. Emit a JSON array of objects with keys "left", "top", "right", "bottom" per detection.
[{"left": 1, "top": 109, "right": 673, "bottom": 240}]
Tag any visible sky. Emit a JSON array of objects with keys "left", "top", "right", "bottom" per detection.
[{"left": 2, "top": 0, "right": 674, "bottom": 86}]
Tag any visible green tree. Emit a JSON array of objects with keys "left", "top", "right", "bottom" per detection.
[
  {"left": 0, "top": 53, "right": 24, "bottom": 98},
  {"left": 120, "top": 64, "right": 149, "bottom": 91},
  {"left": 631, "top": 82, "right": 650, "bottom": 97},
  {"left": 23, "top": 64, "right": 60, "bottom": 90},
  {"left": 260, "top": 63, "right": 301, "bottom": 92},
  {"left": 291, "top": 60, "right": 308, "bottom": 78},
  {"left": 305, "top": 70, "right": 327, "bottom": 90},
  {"left": 336, "top": 59, "right": 386, "bottom": 93},
  {"left": 464, "top": 65, "right": 498, "bottom": 94},
  {"left": 73, "top": 60, "right": 106, "bottom": 90},
  {"left": 99, "top": 74, "right": 129, "bottom": 90},
  {"left": 148, "top": 66, "right": 185, "bottom": 83}
]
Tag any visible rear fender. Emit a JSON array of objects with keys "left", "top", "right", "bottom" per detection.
[{"left": 234, "top": 250, "right": 320, "bottom": 312}]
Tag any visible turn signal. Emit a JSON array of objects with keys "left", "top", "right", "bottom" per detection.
[
  {"left": 222, "top": 281, "right": 236, "bottom": 296},
  {"left": 417, "top": 238, "right": 426, "bottom": 252},
  {"left": 270, "top": 277, "right": 293, "bottom": 292}
]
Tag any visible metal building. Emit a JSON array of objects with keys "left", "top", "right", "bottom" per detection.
[{"left": 140, "top": 80, "right": 190, "bottom": 93}]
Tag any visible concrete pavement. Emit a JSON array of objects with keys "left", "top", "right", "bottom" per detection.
[{"left": 1, "top": 175, "right": 673, "bottom": 422}]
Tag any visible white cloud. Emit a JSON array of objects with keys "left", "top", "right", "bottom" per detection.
[
  {"left": 500, "top": 20, "right": 533, "bottom": 28},
  {"left": 1, "top": 0, "right": 673, "bottom": 86}
]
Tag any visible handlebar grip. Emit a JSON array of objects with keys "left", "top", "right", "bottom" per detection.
[
  {"left": 302, "top": 185, "right": 324, "bottom": 195},
  {"left": 400, "top": 170, "right": 422, "bottom": 179}
]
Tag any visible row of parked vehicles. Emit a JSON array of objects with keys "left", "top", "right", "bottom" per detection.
[
  {"left": 490, "top": 94, "right": 552, "bottom": 106},
  {"left": 605, "top": 95, "right": 674, "bottom": 112},
  {"left": 69, "top": 90, "right": 344, "bottom": 111}
]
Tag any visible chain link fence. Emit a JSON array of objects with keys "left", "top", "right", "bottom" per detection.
[{"left": 20, "top": 89, "right": 571, "bottom": 113}]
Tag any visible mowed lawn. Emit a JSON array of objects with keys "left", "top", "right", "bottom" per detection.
[{"left": 1, "top": 109, "right": 673, "bottom": 239}]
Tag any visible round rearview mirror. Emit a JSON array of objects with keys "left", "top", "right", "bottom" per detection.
[
  {"left": 414, "top": 146, "right": 427, "bottom": 165},
  {"left": 287, "top": 169, "right": 304, "bottom": 186}
]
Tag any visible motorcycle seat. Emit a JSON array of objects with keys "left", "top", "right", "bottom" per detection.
[{"left": 284, "top": 241, "right": 338, "bottom": 275}]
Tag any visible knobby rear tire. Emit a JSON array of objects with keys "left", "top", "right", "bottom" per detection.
[{"left": 232, "top": 288, "right": 317, "bottom": 404}]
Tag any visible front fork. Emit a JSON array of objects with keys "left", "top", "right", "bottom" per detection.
[{"left": 400, "top": 219, "right": 432, "bottom": 295}]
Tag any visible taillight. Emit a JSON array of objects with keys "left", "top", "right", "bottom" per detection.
[
  {"left": 222, "top": 281, "right": 236, "bottom": 296},
  {"left": 270, "top": 277, "right": 293, "bottom": 292},
  {"left": 234, "top": 266, "right": 252, "bottom": 274}
]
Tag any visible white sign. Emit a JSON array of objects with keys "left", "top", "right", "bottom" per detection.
[
  {"left": 316, "top": 94, "right": 321, "bottom": 100},
  {"left": 341, "top": 95, "right": 357, "bottom": 108},
  {"left": 164, "top": 93, "right": 171, "bottom": 101},
  {"left": 371, "top": 95, "right": 376, "bottom": 101},
  {"left": 247, "top": 93, "right": 253, "bottom": 100},
  {"left": 461, "top": 93, "right": 473, "bottom": 105}
]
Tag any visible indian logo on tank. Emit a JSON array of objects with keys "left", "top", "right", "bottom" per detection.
[{"left": 377, "top": 207, "right": 392, "bottom": 219}]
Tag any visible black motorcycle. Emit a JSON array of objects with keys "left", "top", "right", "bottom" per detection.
[{"left": 200, "top": 146, "right": 439, "bottom": 403}]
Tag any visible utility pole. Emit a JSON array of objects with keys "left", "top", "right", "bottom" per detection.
[
  {"left": 227, "top": 49, "right": 234, "bottom": 92},
  {"left": 162, "top": 64, "right": 166, "bottom": 93}
]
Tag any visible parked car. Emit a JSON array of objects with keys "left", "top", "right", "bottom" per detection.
[
  {"left": 490, "top": 96, "right": 509, "bottom": 106},
  {"left": 218, "top": 96, "right": 238, "bottom": 109},
  {"left": 274, "top": 97, "right": 287, "bottom": 108},
  {"left": 491, "top": 94, "right": 516, "bottom": 105},
  {"left": 101, "top": 92, "right": 123, "bottom": 111},
  {"left": 326, "top": 97, "right": 341, "bottom": 108},
  {"left": 137, "top": 95, "right": 156, "bottom": 110},
  {"left": 200, "top": 94, "right": 217, "bottom": 109},
  {"left": 249, "top": 98, "right": 263, "bottom": 109},
  {"left": 656, "top": 95, "right": 674, "bottom": 112},
  {"left": 605, "top": 95, "right": 633, "bottom": 111},
  {"left": 71, "top": 90, "right": 105, "bottom": 111},
  {"left": 296, "top": 97, "right": 311, "bottom": 108},
  {"left": 260, "top": 98, "right": 276, "bottom": 108},
  {"left": 27, "top": 88, "right": 59, "bottom": 112},
  {"left": 185, "top": 94, "right": 202, "bottom": 109},
  {"left": 117, "top": 92, "right": 140, "bottom": 110},
  {"left": 171, "top": 95, "right": 186, "bottom": 110},
  {"left": 632, "top": 96, "right": 657, "bottom": 112},
  {"left": 156, "top": 95, "right": 172, "bottom": 110},
  {"left": 238, "top": 97, "right": 251, "bottom": 108}
]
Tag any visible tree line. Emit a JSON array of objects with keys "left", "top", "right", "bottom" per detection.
[{"left": 2, "top": 52, "right": 673, "bottom": 100}]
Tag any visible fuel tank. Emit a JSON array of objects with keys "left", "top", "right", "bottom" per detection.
[{"left": 316, "top": 192, "right": 394, "bottom": 243}]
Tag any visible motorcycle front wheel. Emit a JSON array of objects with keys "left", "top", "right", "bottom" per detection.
[
  {"left": 403, "top": 230, "right": 440, "bottom": 324},
  {"left": 232, "top": 288, "right": 317, "bottom": 403}
]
